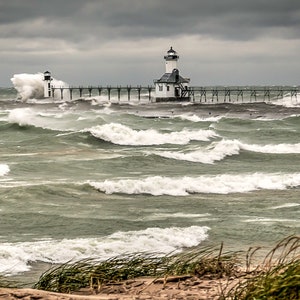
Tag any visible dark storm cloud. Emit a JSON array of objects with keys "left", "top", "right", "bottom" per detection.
[
  {"left": 1, "top": 0, "right": 300, "bottom": 86},
  {"left": 1, "top": 0, "right": 300, "bottom": 41}
]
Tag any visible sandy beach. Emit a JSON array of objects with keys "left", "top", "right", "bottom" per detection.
[{"left": 0, "top": 275, "right": 238, "bottom": 300}]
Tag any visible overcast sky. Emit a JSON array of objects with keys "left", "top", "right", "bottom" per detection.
[{"left": 1, "top": 0, "right": 300, "bottom": 87}]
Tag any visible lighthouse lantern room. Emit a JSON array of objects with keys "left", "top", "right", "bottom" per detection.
[{"left": 154, "top": 47, "right": 190, "bottom": 102}]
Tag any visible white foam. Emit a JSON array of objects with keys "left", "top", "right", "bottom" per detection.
[
  {"left": 152, "top": 139, "right": 241, "bottom": 163},
  {"left": 0, "top": 164, "right": 10, "bottom": 176},
  {"left": 144, "top": 213, "right": 212, "bottom": 221},
  {"left": 0, "top": 226, "right": 209, "bottom": 275},
  {"left": 270, "top": 203, "right": 300, "bottom": 210},
  {"left": 272, "top": 94, "right": 300, "bottom": 108},
  {"left": 88, "top": 173, "right": 300, "bottom": 196},
  {"left": 88, "top": 123, "right": 217, "bottom": 145},
  {"left": 152, "top": 139, "right": 300, "bottom": 163},
  {"left": 11, "top": 73, "right": 69, "bottom": 101},
  {"left": 7, "top": 108, "right": 37, "bottom": 127},
  {"left": 7, "top": 107, "right": 78, "bottom": 131},
  {"left": 177, "top": 114, "right": 223, "bottom": 123},
  {"left": 242, "top": 142, "right": 300, "bottom": 154},
  {"left": 242, "top": 217, "right": 299, "bottom": 224}
]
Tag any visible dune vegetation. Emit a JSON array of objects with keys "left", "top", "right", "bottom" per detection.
[{"left": 1, "top": 235, "right": 299, "bottom": 299}]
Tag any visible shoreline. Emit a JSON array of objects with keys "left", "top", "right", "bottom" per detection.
[{"left": 1, "top": 235, "right": 299, "bottom": 300}]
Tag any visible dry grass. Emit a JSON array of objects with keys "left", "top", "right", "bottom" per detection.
[{"left": 225, "top": 235, "right": 300, "bottom": 300}]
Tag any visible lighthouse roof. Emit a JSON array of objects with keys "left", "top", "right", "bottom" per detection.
[
  {"left": 164, "top": 46, "right": 179, "bottom": 60},
  {"left": 167, "top": 46, "right": 177, "bottom": 54},
  {"left": 154, "top": 72, "right": 190, "bottom": 84}
]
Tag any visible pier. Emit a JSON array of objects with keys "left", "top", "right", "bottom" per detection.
[
  {"left": 51, "top": 85, "right": 299, "bottom": 104},
  {"left": 52, "top": 86, "right": 154, "bottom": 102},
  {"left": 188, "top": 86, "right": 299, "bottom": 103}
]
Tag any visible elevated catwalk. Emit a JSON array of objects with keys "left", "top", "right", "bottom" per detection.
[{"left": 50, "top": 85, "right": 299, "bottom": 103}]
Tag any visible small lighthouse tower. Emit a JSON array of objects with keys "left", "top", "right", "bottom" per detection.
[
  {"left": 165, "top": 47, "right": 179, "bottom": 73},
  {"left": 154, "top": 47, "right": 190, "bottom": 102},
  {"left": 43, "top": 71, "right": 53, "bottom": 98}
]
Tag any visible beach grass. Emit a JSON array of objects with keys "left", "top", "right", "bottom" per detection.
[
  {"left": 33, "top": 243, "right": 239, "bottom": 293},
  {"left": 1, "top": 235, "right": 298, "bottom": 299},
  {"left": 226, "top": 235, "right": 300, "bottom": 300}
]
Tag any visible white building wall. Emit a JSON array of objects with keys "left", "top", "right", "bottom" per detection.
[{"left": 155, "top": 83, "right": 176, "bottom": 98}]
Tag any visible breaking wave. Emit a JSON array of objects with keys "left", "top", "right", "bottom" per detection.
[
  {"left": 88, "top": 172, "right": 300, "bottom": 196},
  {"left": 0, "top": 164, "right": 10, "bottom": 176},
  {"left": 88, "top": 123, "right": 217, "bottom": 145},
  {"left": 152, "top": 139, "right": 300, "bottom": 163},
  {"left": 11, "top": 73, "right": 68, "bottom": 101},
  {"left": 176, "top": 114, "right": 223, "bottom": 122},
  {"left": 0, "top": 226, "right": 209, "bottom": 275},
  {"left": 272, "top": 94, "right": 300, "bottom": 108}
]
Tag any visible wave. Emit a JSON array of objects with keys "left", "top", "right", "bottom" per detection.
[
  {"left": 151, "top": 139, "right": 240, "bottom": 163},
  {"left": 0, "top": 164, "right": 10, "bottom": 176},
  {"left": 88, "top": 172, "right": 300, "bottom": 196},
  {"left": 270, "top": 203, "right": 300, "bottom": 210},
  {"left": 88, "top": 123, "right": 217, "bottom": 145},
  {"left": 0, "top": 225, "right": 209, "bottom": 275},
  {"left": 10, "top": 73, "right": 69, "bottom": 101},
  {"left": 151, "top": 139, "right": 300, "bottom": 163},
  {"left": 242, "top": 217, "right": 299, "bottom": 224},
  {"left": 272, "top": 95, "right": 300, "bottom": 108},
  {"left": 175, "top": 114, "right": 223, "bottom": 123},
  {"left": 242, "top": 141, "right": 300, "bottom": 154},
  {"left": 8, "top": 107, "right": 39, "bottom": 127},
  {"left": 7, "top": 107, "right": 85, "bottom": 133}
]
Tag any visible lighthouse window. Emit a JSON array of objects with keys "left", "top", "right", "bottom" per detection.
[
  {"left": 159, "top": 85, "right": 163, "bottom": 91},
  {"left": 167, "top": 85, "right": 170, "bottom": 91}
]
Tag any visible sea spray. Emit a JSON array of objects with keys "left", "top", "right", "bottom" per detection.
[{"left": 11, "top": 73, "right": 69, "bottom": 101}]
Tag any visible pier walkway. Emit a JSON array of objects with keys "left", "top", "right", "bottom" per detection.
[{"left": 51, "top": 86, "right": 299, "bottom": 103}]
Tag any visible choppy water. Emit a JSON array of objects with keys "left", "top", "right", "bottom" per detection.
[{"left": 0, "top": 85, "right": 300, "bottom": 284}]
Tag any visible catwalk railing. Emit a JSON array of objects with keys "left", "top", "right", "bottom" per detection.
[{"left": 51, "top": 86, "right": 299, "bottom": 103}]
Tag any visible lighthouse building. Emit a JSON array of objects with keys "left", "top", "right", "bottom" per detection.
[
  {"left": 43, "top": 71, "right": 53, "bottom": 98},
  {"left": 154, "top": 47, "right": 190, "bottom": 102}
]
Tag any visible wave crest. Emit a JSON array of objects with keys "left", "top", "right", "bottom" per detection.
[
  {"left": 152, "top": 139, "right": 300, "bottom": 163},
  {"left": 11, "top": 73, "right": 68, "bottom": 101},
  {"left": 88, "top": 123, "right": 217, "bottom": 145},
  {"left": 0, "top": 226, "right": 209, "bottom": 275},
  {"left": 88, "top": 173, "right": 300, "bottom": 196},
  {"left": 0, "top": 164, "right": 10, "bottom": 176}
]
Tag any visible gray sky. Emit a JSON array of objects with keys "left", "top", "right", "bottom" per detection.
[{"left": 1, "top": 0, "right": 300, "bottom": 87}]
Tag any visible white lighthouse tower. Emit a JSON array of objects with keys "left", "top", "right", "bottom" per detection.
[
  {"left": 43, "top": 71, "right": 53, "bottom": 98},
  {"left": 165, "top": 47, "right": 179, "bottom": 73},
  {"left": 154, "top": 47, "right": 190, "bottom": 102}
]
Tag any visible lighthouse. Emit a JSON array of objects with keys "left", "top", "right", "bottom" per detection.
[
  {"left": 165, "top": 46, "right": 179, "bottom": 73},
  {"left": 154, "top": 47, "right": 190, "bottom": 102},
  {"left": 43, "top": 71, "right": 53, "bottom": 98}
]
